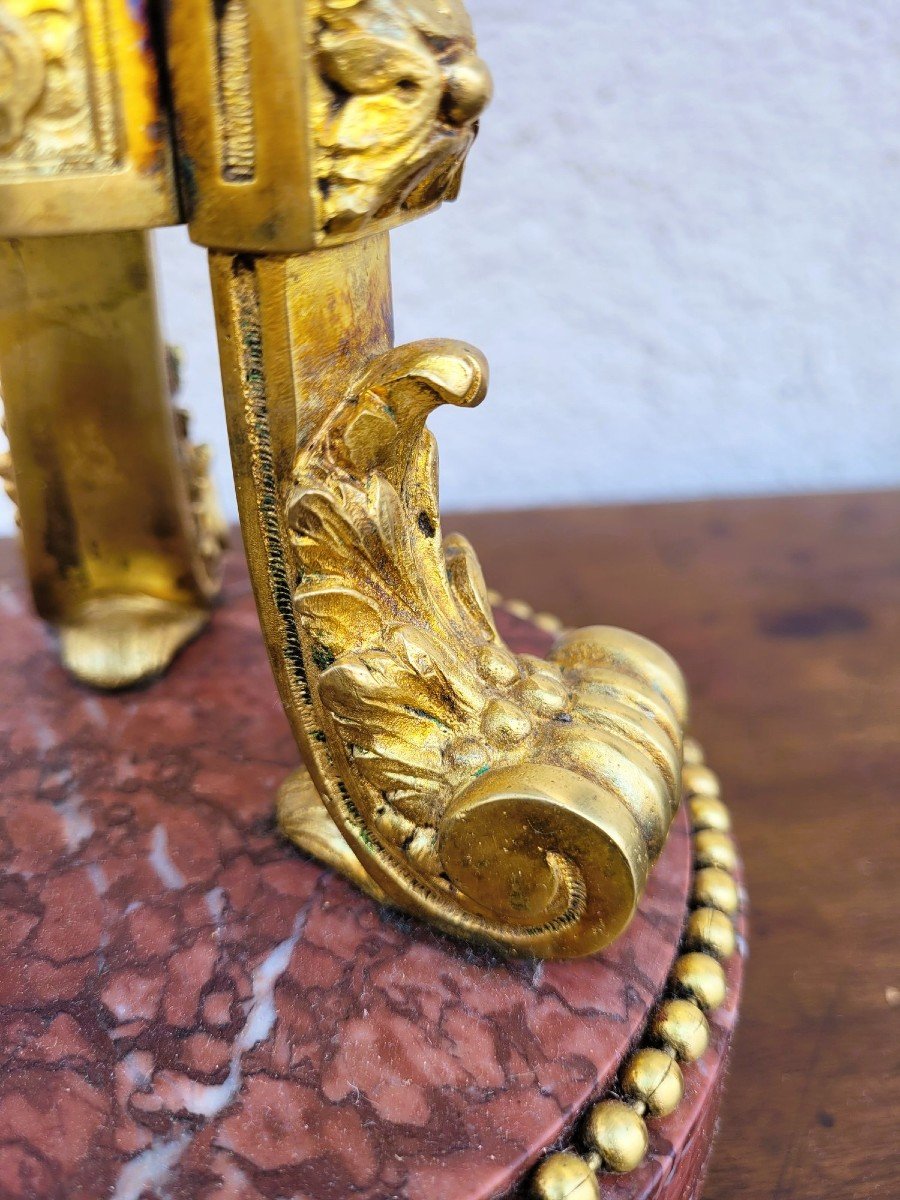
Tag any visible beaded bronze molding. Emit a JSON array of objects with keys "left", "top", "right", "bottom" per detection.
[
  {"left": 490, "top": 590, "right": 740, "bottom": 1199},
  {"left": 505, "top": 713, "right": 739, "bottom": 1198}
]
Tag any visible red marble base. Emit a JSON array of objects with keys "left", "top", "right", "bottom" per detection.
[{"left": 0, "top": 549, "right": 743, "bottom": 1200}]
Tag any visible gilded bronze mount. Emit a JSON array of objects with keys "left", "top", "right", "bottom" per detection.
[{"left": 1, "top": 0, "right": 696, "bottom": 960}]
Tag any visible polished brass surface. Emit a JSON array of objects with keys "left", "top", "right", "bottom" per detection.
[
  {"left": 691, "top": 865, "right": 741, "bottom": 914},
  {"left": 682, "top": 734, "right": 705, "bottom": 766},
  {"left": 682, "top": 762, "right": 721, "bottom": 797},
  {"left": 621, "top": 1047, "right": 685, "bottom": 1119},
  {"left": 672, "top": 951, "right": 729, "bottom": 1011},
  {"left": 688, "top": 793, "right": 732, "bottom": 833},
  {"left": 684, "top": 904, "right": 738, "bottom": 960},
  {"left": 0, "top": 231, "right": 225, "bottom": 686},
  {"left": 158, "top": 0, "right": 693, "bottom": 957},
  {"left": 693, "top": 827, "right": 739, "bottom": 872},
  {"left": 207, "top": 237, "right": 687, "bottom": 957}
]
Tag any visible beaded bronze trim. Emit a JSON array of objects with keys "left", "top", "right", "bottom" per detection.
[{"left": 489, "top": 595, "right": 742, "bottom": 1200}]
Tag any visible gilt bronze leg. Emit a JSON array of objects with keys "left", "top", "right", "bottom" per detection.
[
  {"left": 0, "top": 0, "right": 224, "bottom": 686},
  {"left": 0, "top": 230, "right": 225, "bottom": 687}
]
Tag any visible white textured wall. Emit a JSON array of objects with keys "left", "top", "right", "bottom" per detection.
[{"left": 3, "top": 1, "right": 900, "bottom": 537}]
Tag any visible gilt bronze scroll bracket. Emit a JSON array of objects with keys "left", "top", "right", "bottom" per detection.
[{"left": 0, "top": 0, "right": 692, "bottom": 958}]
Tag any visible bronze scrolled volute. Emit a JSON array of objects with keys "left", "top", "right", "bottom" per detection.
[{"left": 157, "top": 0, "right": 690, "bottom": 958}]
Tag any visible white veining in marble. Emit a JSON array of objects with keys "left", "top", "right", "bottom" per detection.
[
  {"left": 205, "top": 885, "right": 226, "bottom": 931},
  {"left": 59, "top": 791, "right": 94, "bottom": 853},
  {"left": 110, "top": 1132, "right": 189, "bottom": 1200},
  {"left": 159, "top": 908, "right": 307, "bottom": 1119},
  {"left": 87, "top": 863, "right": 109, "bottom": 896},
  {"left": 148, "top": 825, "right": 187, "bottom": 890}
]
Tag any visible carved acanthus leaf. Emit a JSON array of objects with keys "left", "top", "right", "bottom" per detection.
[{"left": 281, "top": 336, "right": 689, "bottom": 956}]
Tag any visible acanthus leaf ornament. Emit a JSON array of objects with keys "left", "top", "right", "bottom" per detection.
[{"left": 275, "top": 335, "right": 689, "bottom": 957}]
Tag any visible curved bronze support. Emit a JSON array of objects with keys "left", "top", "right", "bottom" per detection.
[
  {"left": 166, "top": 0, "right": 689, "bottom": 957},
  {"left": 207, "top": 235, "right": 687, "bottom": 957}
]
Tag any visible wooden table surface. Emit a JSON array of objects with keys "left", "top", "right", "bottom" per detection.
[{"left": 451, "top": 490, "right": 899, "bottom": 1200}]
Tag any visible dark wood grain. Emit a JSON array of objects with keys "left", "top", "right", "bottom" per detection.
[{"left": 451, "top": 489, "right": 900, "bottom": 1200}]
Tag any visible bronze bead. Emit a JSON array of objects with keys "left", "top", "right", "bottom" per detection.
[
  {"left": 682, "top": 763, "right": 720, "bottom": 797},
  {"left": 584, "top": 1099, "right": 648, "bottom": 1173},
  {"left": 682, "top": 736, "right": 705, "bottom": 766},
  {"left": 672, "top": 952, "right": 727, "bottom": 1011},
  {"left": 685, "top": 906, "right": 737, "bottom": 961},
  {"left": 504, "top": 598, "right": 534, "bottom": 621},
  {"left": 693, "top": 829, "right": 738, "bottom": 873},
  {"left": 621, "top": 1047, "right": 684, "bottom": 1117},
  {"left": 692, "top": 866, "right": 740, "bottom": 914},
  {"left": 534, "top": 611, "right": 565, "bottom": 635},
  {"left": 688, "top": 794, "right": 731, "bottom": 833},
  {"left": 651, "top": 998, "right": 710, "bottom": 1062},
  {"left": 530, "top": 1152, "right": 601, "bottom": 1200}
]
